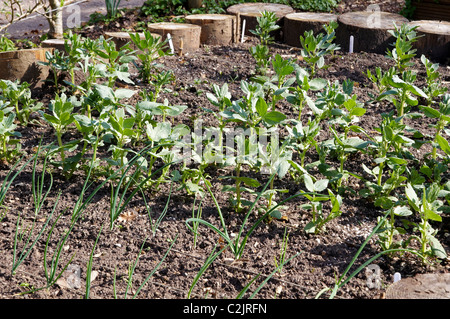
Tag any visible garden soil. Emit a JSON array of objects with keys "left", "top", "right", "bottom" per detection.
[{"left": 0, "top": 0, "right": 449, "bottom": 300}]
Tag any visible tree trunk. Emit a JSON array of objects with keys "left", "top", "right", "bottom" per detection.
[{"left": 47, "top": 0, "right": 63, "bottom": 38}]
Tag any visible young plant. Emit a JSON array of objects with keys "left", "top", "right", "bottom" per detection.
[
  {"left": 381, "top": 70, "right": 428, "bottom": 123},
  {"left": 256, "top": 134, "right": 292, "bottom": 210},
  {"left": 249, "top": 10, "right": 280, "bottom": 75},
  {"left": 252, "top": 54, "right": 296, "bottom": 111},
  {"left": 103, "top": 107, "right": 136, "bottom": 170},
  {"left": 419, "top": 93, "right": 450, "bottom": 161},
  {"left": 105, "top": 0, "right": 121, "bottom": 19},
  {"left": 113, "top": 234, "right": 178, "bottom": 299},
  {"left": 323, "top": 125, "right": 369, "bottom": 191},
  {"left": 420, "top": 55, "right": 447, "bottom": 106},
  {"left": 129, "top": 31, "right": 171, "bottom": 84},
  {"left": 375, "top": 203, "right": 412, "bottom": 254},
  {"left": 205, "top": 82, "right": 232, "bottom": 134},
  {"left": 63, "top": 31, "right": 86, "bottom": 85},
  {"left": 0, "top": 79, "right": 43, "bottom": 125},
  {"left": 84, "top": 224, "right": 103, "bottom": 299},
  {"left": 299, "top": 21, "right": 340, "bottom": 77},
  {"left": 39, "top": 93, "right": 77, "bottom": 166},
  {"left": 95, "top": 36, "right": 136, "bottom": 87},
  {"left": 0, "top": 36, "right": 16, "bottom": 51},
  {"left": 300, "top": 174, "right": 343, "bottom": 234},
  {"left": 286, "top": 118, "right": 321, "bottom": 172},
  {"left": 287, "top": 66, "right": 327, "bottom": 120},
  {"left": 362, "top": 111, "right": 415, "bottom": 195},
  {"left": 316, "top": 209, "right": 422, "bottom": 299},
  {"left": 366, "top": 66, "right": 397, "bottom": 98},
  {"left": 403, "top": 183, "right": 447, "bottom": 261},
  {"left": 12, "top": 194, "right": 59, "bottom": 276},
  {"left": 250, "top": 10, "right": 280, "bottom": 47},
  {"left": 274, "top": 227, "right": 289, "bottom": 273},
  {"left": 39, "top": 49, "right": 70, "bottom": 93},
  {"left": 386, "top": 23, "right": 420, "bottom": 73},
  {"left": 187, "top": 244, "right": 228, "bottom": 299},
  {"left": 0, "top": 110, "right": 21, "bottom": 162}
]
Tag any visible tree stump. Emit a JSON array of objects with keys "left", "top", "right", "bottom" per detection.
[
  {"left": 335, "top": 11, "right": 409, "bottom": 54},
  {"left": 0, "top": 48, "right": 52, "bottom": 88},
  {"left": 104, "top": 31, "right": 162, "bottom": 53},
  {"left": 385, "top": 273, "right": 450, "bottom": 299},
  {"left": 284, "top": 12, "right": 339, "bottom": 48},
  {"left": 41, "top": 39, "right": 67, "bottom": 53},
  {"left": 226, "top": 2, "right": 294, "bottom": 40},
  {"left": 148, "top": 22, "right": 202, "bottom": 54},
  {"left": 408, "top": 20, "right": 450, "bottom": 63},
  {"left": 185, "top": 14, "right": 237, "bottom": 45}
]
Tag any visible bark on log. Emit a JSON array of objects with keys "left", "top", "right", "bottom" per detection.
[
  {"left": 185, "top": 14, "right": 237, "bottom": 45},
  {"left": 408, "top": 20, "right": 450, "bottom": 63},
  {"left": 226, "top": 2, "right": 294, "bottom": 40},
  {"left": 336, "top": 11, "right": 409, "bottom": 54},
  {"left": 385, "top": 273, "right": 450, "bottom": 299},
  {"left": 284, "top": 12, "right": 338, "bottom": 48},
  {"left": 0, "top": 48, "right": 52, "bottom": 88},
  {"left": 148, "top": 22, "right": 202, "bottom": 54}
]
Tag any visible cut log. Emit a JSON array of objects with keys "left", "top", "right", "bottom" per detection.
[
  {"left": 336, "top": 11, "right": 409, "bottom": 54},
  {"left": 148, "top": 22, "right": 202, "bottom": 54},
  {"left": 0, "top": 48, "right": 52, "bottom": 88},
  {"left": 226, "top": 2, "right": 294, "bottom": 40},
  {"left": 104, "top": 31, "right": 162, "bottom": 52},
  {"left": 185, "top": 14, "right": 237, "bottom": 45},
  {"left": 385, "top": 273, "right": 450, "bottom": 299},
  {"left": 284, "top": 12, "right": 339, "bottom": 48},
  {"left": 41, "top": 39, "right": 67, "bottom": 53},
  {"left": 408, "top": 20, "right": 450, "bottom": 63}
]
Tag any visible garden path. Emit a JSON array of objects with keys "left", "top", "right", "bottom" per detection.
[{"left": 2, "top": 0, "right": 146, "bottom": 37}]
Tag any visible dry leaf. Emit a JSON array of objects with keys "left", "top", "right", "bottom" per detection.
[
  {"left": 56, "top": 278, "right": 71, "bottom": 289},
  {"left": 118, "top": 210, "right": 137, "bottom": 223},
  {"left": 90, "top": 270, "right": 99, "bottom": 283}
]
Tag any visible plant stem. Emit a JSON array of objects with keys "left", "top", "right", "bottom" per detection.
[
  {"left": 235, "top": 163, "right": 242, "bottom": 211},
  {"left": 56, "top": 130, "right": 65, "bottom": 162}
]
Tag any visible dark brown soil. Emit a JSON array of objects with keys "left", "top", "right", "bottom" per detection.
[{"left": 0, "top": 1, "right": 449, "bottom": 301}]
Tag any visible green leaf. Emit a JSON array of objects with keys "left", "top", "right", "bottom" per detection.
[
  {"left": 314, "top": 179, "right": 329, "bottom": 192},
  {"left": 424, "top": 206, "right": 442, "bottom": 222},
  {"left": 255, "top": 97, "right": 268, "bottom": 117},
  {"left": 436, "top": 134, "right": 450, "bottom": 155},
  {"left": 429, "top": 236, "right": 448, "bottom": 259},
  {"left": 238, "top": 177, "right": 261, "bottom": 188},
  {"left": 420, "top": 106, "right": 441, "bottom": 118},
  {"left": 393, "top": 206, "right": 413, "bottom": 216},
  {"left": 405, "top": 183, "right": 420, "bottom": 211},
  {"left": 304, "top": 174, "right": 314, "bottom": 192},
  {"left": 263, "top": 111, "right": 286, "bottom": 125}
]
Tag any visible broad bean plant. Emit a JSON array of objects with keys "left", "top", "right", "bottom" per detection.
[{"left": 0, "top": 19, "right": 448, "bottom": 267}]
